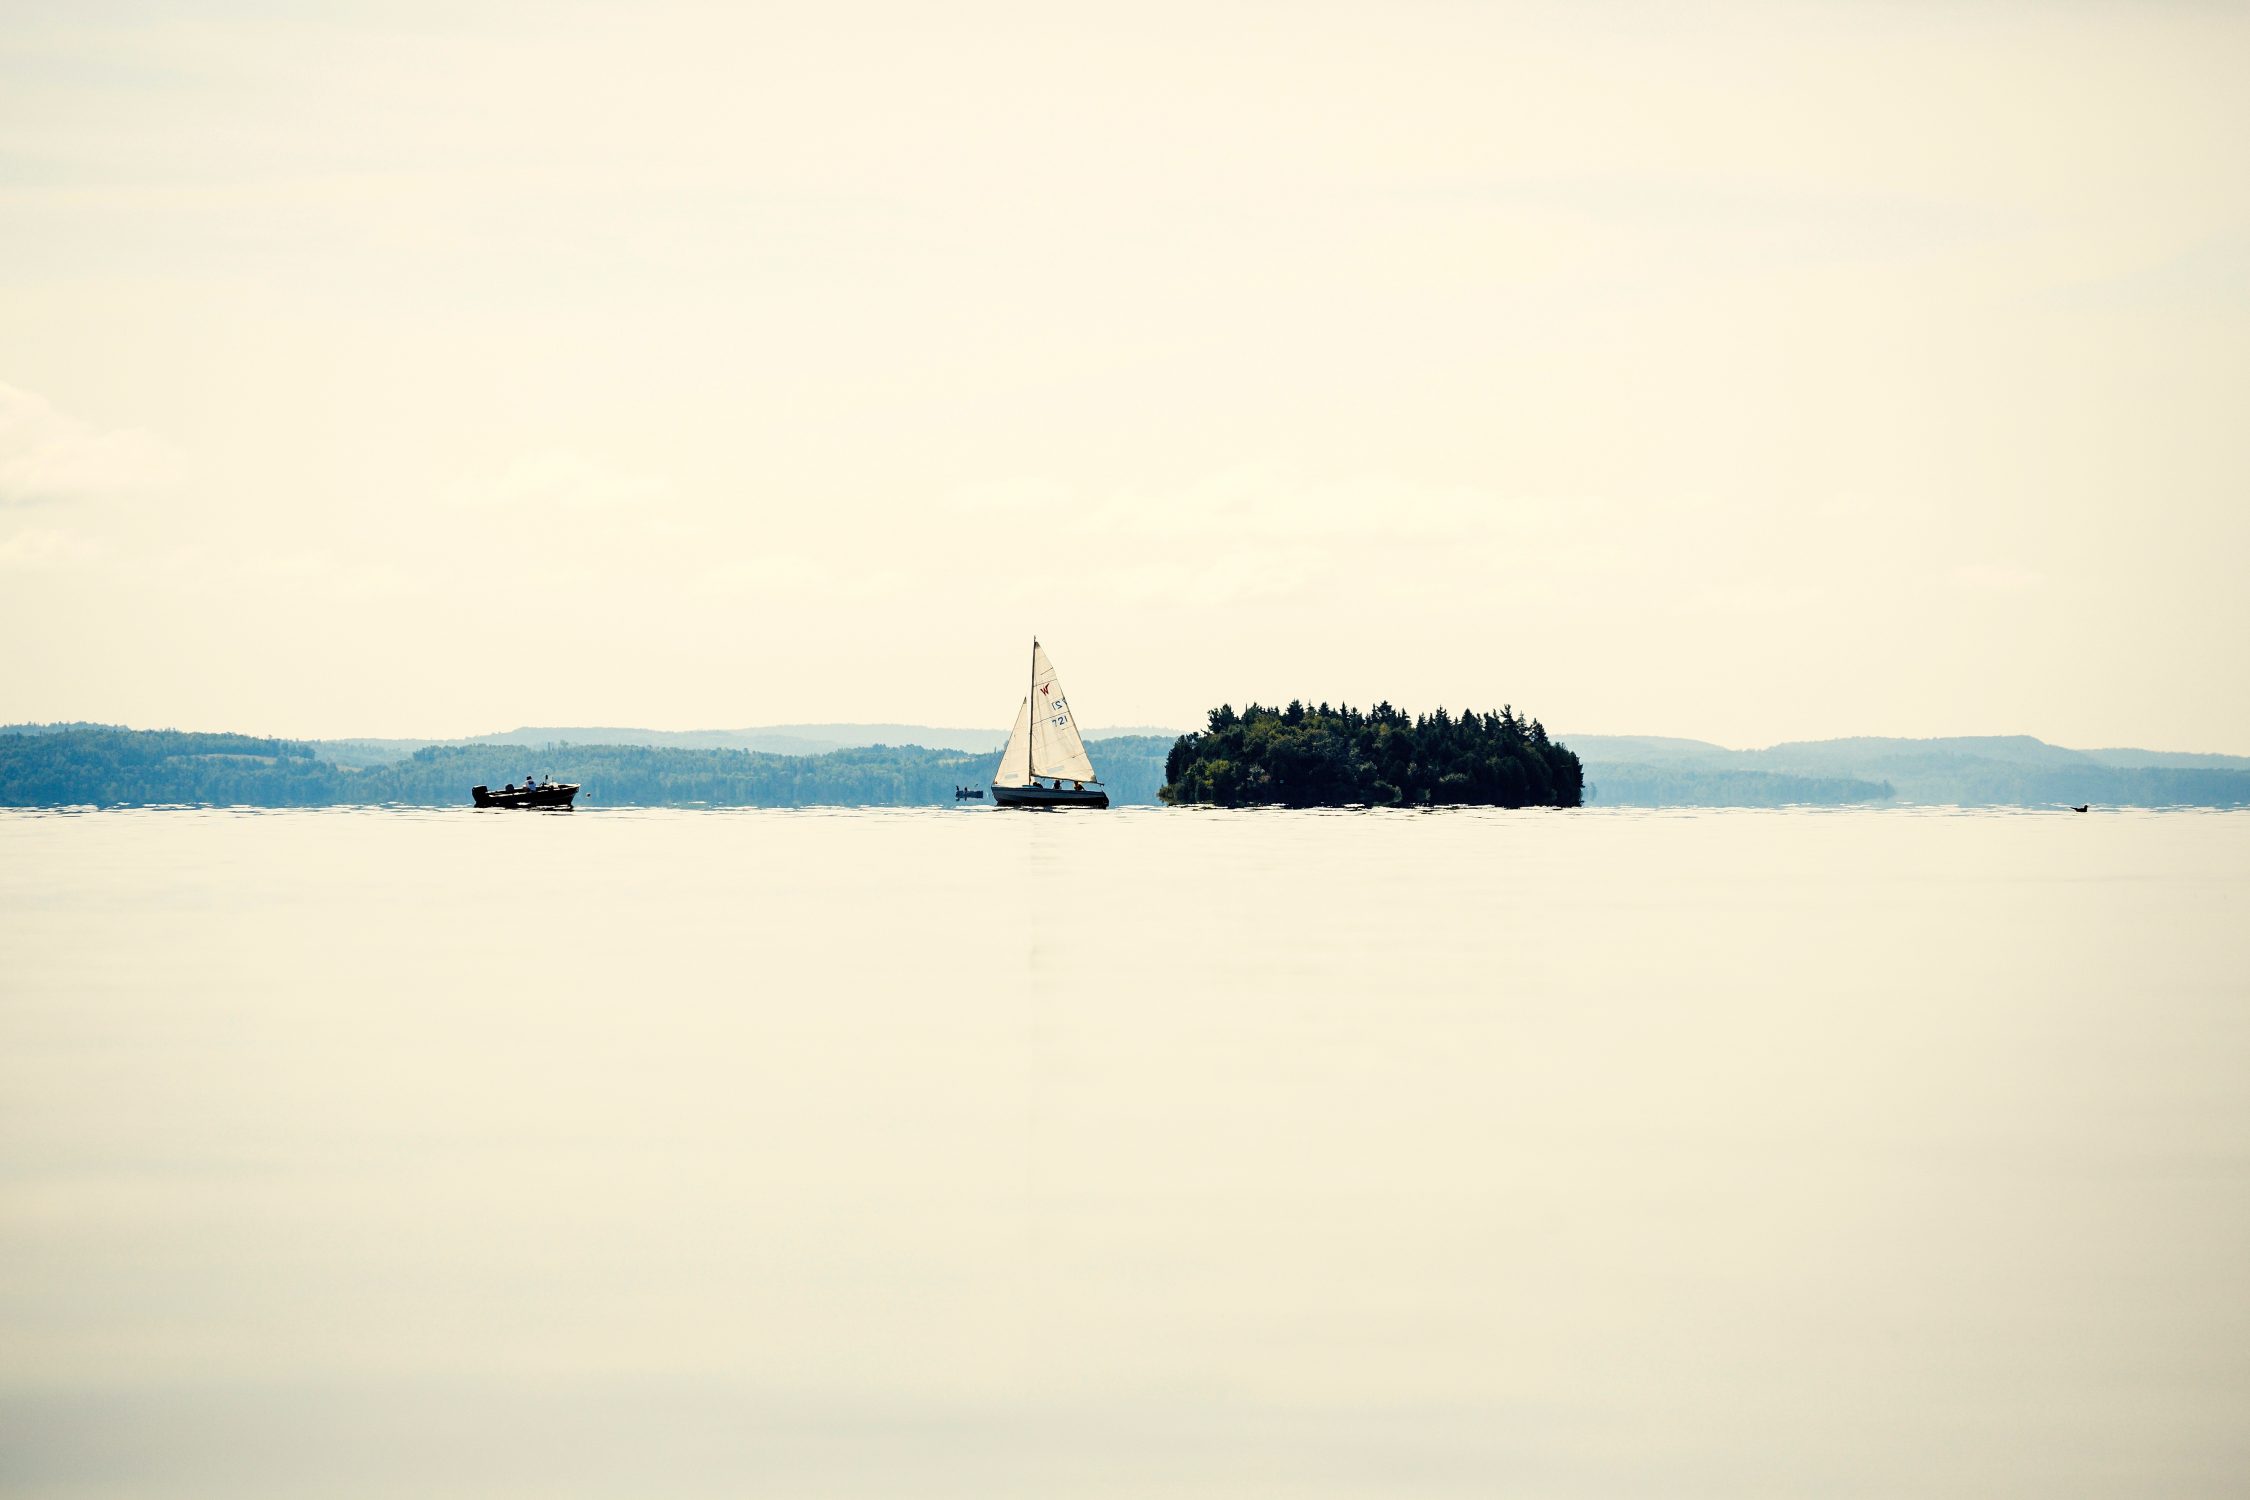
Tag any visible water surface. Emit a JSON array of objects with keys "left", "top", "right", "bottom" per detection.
[{"left": 2, "top": 807, "right": 2245, "bottom": 1497}]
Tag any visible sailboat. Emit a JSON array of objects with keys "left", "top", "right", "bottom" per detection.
[{"left": 992, "top": 639, "right": 1110, "bottom": 809}]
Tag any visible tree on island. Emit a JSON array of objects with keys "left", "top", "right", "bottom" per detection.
[{"left": 1160, "top": 700, "right": 1583, "bottom": 808}]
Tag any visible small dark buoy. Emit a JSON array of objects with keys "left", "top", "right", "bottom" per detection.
[{"left": 2071, "top": 804, "right": 2089, "bottom": 813}]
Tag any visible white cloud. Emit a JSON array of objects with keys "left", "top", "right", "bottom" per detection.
[
  {"left": 944, "top": 465, "right": 1598, "bottom": 611},
  {"left": 1688, "top": 581, "right": 1827, "bottom": 616},
  {"left": 443, "top": 450, "right": 668, "bottom": 514},
  {"left": 1951, "top": 561, "right": 2044, "bottom": 593},
  {"left": 0, "top": 526, "right": 99, "bottom": 570},
  {"left": 0, "top": 385, "right": 177, "bottom": 506}
]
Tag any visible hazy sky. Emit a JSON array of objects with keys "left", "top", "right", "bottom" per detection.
[{"left": 3, "top": 1, "right": 2245, "bottom": 747}]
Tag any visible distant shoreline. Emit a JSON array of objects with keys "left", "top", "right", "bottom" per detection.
[{"left": 6, "top": 723, "right": 2249, "bottom": 811}]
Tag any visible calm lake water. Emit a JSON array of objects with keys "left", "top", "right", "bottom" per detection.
[{"left": 2, "top": 806, "right": 2246, "bottom": 1498}]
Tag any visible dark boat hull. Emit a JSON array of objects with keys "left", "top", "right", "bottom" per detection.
[
  {"left": 472, "top": 783, "right": 579, "bottom": 809},
  {"left": 992, "top": 783, "right": 1109, "bottom": 809}
]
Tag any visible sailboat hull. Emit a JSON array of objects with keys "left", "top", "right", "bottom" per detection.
[{"left": 992, "top": 784, "right": 1110, "bottom": 809}]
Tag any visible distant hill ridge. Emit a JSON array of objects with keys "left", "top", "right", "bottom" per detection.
[
  {"left": 5, "top": 725, "right": 2248, "bottom": 808},
  {"left": 1559, "top": 733, "right": 2250, "bottom": 806},
  {"left": 0, "top": 725, "right": 1177, "bottom": 808},
  {"left": 1561, "top": 732, "right": 2250, "bottom": 770},
  {"left": 306, "top": 722, "right": 1183, "bottom": 764}
]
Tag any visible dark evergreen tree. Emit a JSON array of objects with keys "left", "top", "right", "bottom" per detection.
[{"left": 1159, "top": 702, "right": 1585, "bottom": 808}]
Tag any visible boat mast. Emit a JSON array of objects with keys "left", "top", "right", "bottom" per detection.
[{"left": 1028, "top": 635, "right": 1039, "bottom": 785}]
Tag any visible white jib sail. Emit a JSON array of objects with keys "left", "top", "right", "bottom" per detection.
[
  {"left": 1029, "top": 641, "right": 1099, "bottom": 783},
  {"left": 995, "top": 696, "right": 1033, "bottom": 786}
]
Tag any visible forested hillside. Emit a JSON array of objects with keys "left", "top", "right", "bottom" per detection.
[
  {"left": 309, "top": 722, "right": 1183, "bottom": 765},
  {"left": 1584, "top": 766, "right": 1896, "bottom": 807},
  {"left": 0, "top": 729, "right": 348, "bottom": 807},
  {"left": 10, "top": 724, "right": 2246, "bottom": 809},
  {"left": 0, "top": 727, "right": 1172, "bottom": 808},
  {"left": 1568, "top": 734, "right": 2250, "bottom": 807}
]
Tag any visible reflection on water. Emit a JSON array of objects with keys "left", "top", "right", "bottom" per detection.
[{"left": 2, "top": 807, "right": 2246, "bottom": 1498}]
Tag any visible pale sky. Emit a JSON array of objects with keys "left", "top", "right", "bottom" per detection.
[{"left": 2, "top": 1, "right": 2246, "bottom": 748}]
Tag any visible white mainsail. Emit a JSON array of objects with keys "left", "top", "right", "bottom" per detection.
[
  {"left": 1028, "top": 640, "right": 1098, "bottom": 783},
  {"left": 996, "top": 695, "right": 1032, "bottom": 786}
]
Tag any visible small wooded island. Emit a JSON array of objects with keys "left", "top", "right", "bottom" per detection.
[{"left": 1161, "top": 701, "right": 1584, "bottom": 808}]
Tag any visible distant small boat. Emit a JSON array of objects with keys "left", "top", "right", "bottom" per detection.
[
  {"left": 473, "top": 782, "right": 578, "bottom": 809},
  {"left": 955, "top": 785, "right": 985, "bottom": 800},
  {"left": 992, "top": 638, "right": 1109, "bottom": 809},
  {"left": 2072, "top": 804, "right": 2089, "bottom": 813}
]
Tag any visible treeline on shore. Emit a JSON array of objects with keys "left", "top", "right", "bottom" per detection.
[
  {"left": 13, "top": 723, "right": 2246, "bottom": 811},
  {"left": 1568, "top": 734, "right": 2250, "bottom": 807},
  {"left": 0, "top": 726, "right": 1173, "bottom": 808},
  {"left": 1586, "top": 766, "right": 1896, "bottom": 807},
  {"left": 1578, "top": 761, "right": 2250, "bottom": 807},
  {"left": 1162, "top": 701, "right": 1583, "bottom": 807}
]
